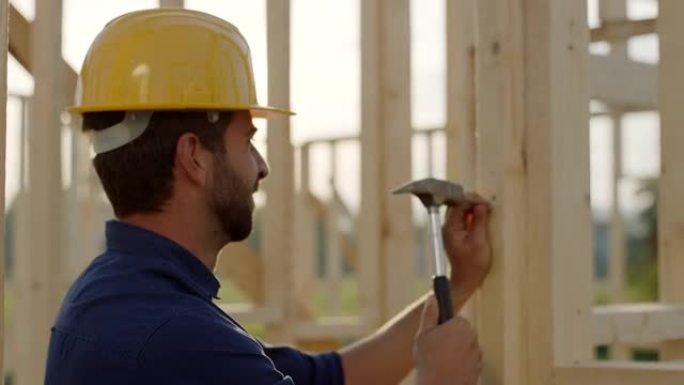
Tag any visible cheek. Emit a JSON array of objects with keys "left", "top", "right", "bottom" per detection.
[{"left": 225, "top": 147, "right": 257, "bottom": 181}]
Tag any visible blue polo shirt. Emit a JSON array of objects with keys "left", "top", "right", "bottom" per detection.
[{"left": 45, "top": 220, "right": 344, "bottom": 385}]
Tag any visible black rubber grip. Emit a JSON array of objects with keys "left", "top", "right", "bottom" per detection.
[{"left": 433, "top": 275, "right": 454, "bottom": 324}]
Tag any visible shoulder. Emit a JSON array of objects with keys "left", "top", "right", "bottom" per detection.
[
  {"left": 142, "top": 306, "right": 262, "bottom": 355},
  {"left": 139, "top": 308, "right": 293, "bottom": 384}
]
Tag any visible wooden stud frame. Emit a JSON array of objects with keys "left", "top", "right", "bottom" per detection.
[
  {"left": 658, "top": 0, "right": 684, "bottom": 363},
  {"left": 14, "top": 0, "right": 66, "bottom": 384},
  {"left": 263, "top": 0, "right": 296, "bottom": 343},
  {"left": 466, "top": 0, "right": 684, "bottom": 383},
  {"left": 359, "top": 0, "right": 415, "bottom": 327},
  {"left": 1, "top": 0, "right": 8, "bottom": 381}
]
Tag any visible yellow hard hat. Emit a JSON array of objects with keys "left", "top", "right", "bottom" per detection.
[{"left": 70, "top": 8, "right": 293, "bottom": 117}]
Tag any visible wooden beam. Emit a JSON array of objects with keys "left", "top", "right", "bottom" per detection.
[
  {"left": 325, "top": 191, "right": 343, "bottom": 315},
  {"left": 0, "top": 0, "right": 8, "bottom": 380},
  {"left": 446, "top": 0, "right": 478, "bottom": 328},
  {"left": 446, "top": 0, "right": 476, "bottom": 189},
  {"left": 359, "top": 0, "right": 415, "bottom": 327},
  {"left": 15, "top": 0, "right": 66, "bottom": 384},
  {"left": 8, "top": 4, "right": 29, "bottom": 70},
  {"left": 541, "top": 0, "right": 593, "bottom": 367},
  {"left": 476, "top": 0, "right": 592, "bottom": 383},
  {"left": 9, "top": 4, "right": 78, "bottom": 97},
  {"left": 475, "top": 0, "right": 528, "bottom": 382},
  {"left": 294, "top": 318, "right": 366, "bottom": 340},
  {"left": 293, "top": 146, "right": 319, "bottom": 311},
  {"left": 263, "top": 0, "right": 295, "bottom": 344},
  {"left": 590, "top": 54, "right": 657, "bottom": 110},
  {"left": 658, "top": 0, "right": 684, "bottom": 361},
  {"left": 590, "top": 19, "right": 656, "bottom": 43},
  {"left": 607, "top": 109, "right": 630, "bottom": 360},
  {"left": 593, "top": 304, "right": 684, "bottom": 346},
  {"left": 555, "top": 363, "right": 684, "bottom": 385},
  {"left": 608, "top": 111, "right": 626, "bottom": 304},
  {"left": 215, "top": 243, "right": 264, "bottom": 303},
  {"left": 8, "top": 4, "right": 77, "bottom": 92},
  {"left": 217, "top": 303, "right": 280, "bottom": 324},
  {"left": 598, "top": 0, "right": 628, "bottom": 57}
]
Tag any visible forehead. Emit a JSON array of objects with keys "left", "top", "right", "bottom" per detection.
[{"left": 227, "top": 111, "right": 254, "bottom": 133}]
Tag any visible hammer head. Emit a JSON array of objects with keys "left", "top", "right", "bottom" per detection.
[{"left": 392, "top": 178, "right": 465, "bottom": 207}]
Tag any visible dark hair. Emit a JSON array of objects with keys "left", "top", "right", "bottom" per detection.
[{"left": 83, "top": 111, "right": 232, "bottom": 218}]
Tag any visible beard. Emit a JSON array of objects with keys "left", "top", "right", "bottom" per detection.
[{"left": 209, "top": 157, "right": 255, "bottom": 243}]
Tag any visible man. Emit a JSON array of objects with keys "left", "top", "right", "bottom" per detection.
[{"left": 45, "top": 8, "right": 492, "bottom": 385}]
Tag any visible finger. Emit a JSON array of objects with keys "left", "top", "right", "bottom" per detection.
[
  {"left": 465, "top": 192, "right": 493, "bottom": 213},
  {"left": 470, "top": 203, "right": 490, "bottom": 242},
  {"left": 465, "top": 192, "right": 486, "bottom": 204},
  {"left": 445, "top": 207, "right": 476, "bottom": 236},
  {"left": 444, "top": 204, "right": 466, "bottom": 231},
  {"left": 445, "top": 193, "right": 489, "bottom": 225},
  {"left": 417, "top": 295, "right": 439, "bottom": 336}
]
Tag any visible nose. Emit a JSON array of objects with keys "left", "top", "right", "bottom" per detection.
[{"left": 254, "top": 147, "right": 270, "bottom": 180}]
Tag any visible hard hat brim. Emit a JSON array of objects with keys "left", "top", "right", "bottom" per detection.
[{"left": 68, "top": 103, "right": 295, "bottom": 118}]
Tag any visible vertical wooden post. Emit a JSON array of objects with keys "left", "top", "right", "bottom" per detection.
[
  {"left": 0, "top": 0, "right": 8, "bottom": 382},
  {"left": 359, "top": 0, "right": 414, "bottom": 328},
  {"left": 475, "top": 0, "right": 527, "bottom": 382},
  {"left": 528, "top": 0, "right": 593, "bottom": 371},
  {"left": 608, "top": 109, "right": 630, "bottom": 360},
  {"left": 476, "top": 0, "right": 592, "bottom": 383},
  {"left": 599, "top": 0, "right": 628, "bottom": 57},
  {"left": 608, "top": 110, "right": 626, "bottom": 301},
  {"left": 446, "top": 0, "right": 478, "bottom": 323},
  {"left": 264, "top": 0, "right": 295, "bottom": 343},
  {"left": 600, "top": 0, "right": 629, "bottom": 361},
  {"left": 657, "top": 0, "right": 684, "bottom": 361},
  {"left": 326, "top": 144, "right": 342, "bottom": 315},
  {"left": 609, "top": 110, "right": 625, "bottom": 303},
  {"left": 293, "top": 144, "right": 319, "bottom": 318},
  {"left": 446, "top": 0, "right": 477, "bottom": 189},
  {"left": 15, "top": 0, "right": 66, "bottom": 383}
]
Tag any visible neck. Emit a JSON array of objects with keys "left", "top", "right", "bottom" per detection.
[{"left": 122, "top": 207, "right": 227, "bottom": 271}]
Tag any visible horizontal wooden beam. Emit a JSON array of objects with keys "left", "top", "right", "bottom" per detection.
[
  {"left": 555, "top": 362, "right": 684, "bottom": 385},
  {"left": 591, "top": 19, "right": 656, "bottom": 42},
  {"left": 590, "top": 54, "right": 657, "bottom": 110},
  {"left": 217, "top": 303, "right": 281, "bottom": 324},
  {"left": 215, "top": 243, "right": 264, "bottom": 303},
  {"left": 593, "top": 304, "right": 684, "bottom": 346},
  {"left": 8, "top": 3, "right": 77, "bottom": 91},
  {"left": 295, "top": 318, "right": 367, "bottom": 339},
  {"left": 216, "top": 304, "right": 367, "bottom": 340},
  {"left": 8, "top": 4, "right": 30, "bottom": 71}
]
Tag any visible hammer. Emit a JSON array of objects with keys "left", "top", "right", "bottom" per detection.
[{"left": 392, "top": 178, "right": 465, "bottom": 324}]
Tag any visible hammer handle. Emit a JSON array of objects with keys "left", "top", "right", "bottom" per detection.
[{"left": 433, "top": 275, "right": 454, "bottom": 324}]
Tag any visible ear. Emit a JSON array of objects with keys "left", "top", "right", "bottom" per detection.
[{"left": 175, "top": 132, "right": 212, "bottom": 186}]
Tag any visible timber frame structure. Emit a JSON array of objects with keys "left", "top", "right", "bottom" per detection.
[{"left": 2, "top": 0, "right": 684, "bottom": 384}]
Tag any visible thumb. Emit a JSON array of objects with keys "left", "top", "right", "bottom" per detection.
[{"left": 417, "top": 294, "right": 439, "bottom": 337}]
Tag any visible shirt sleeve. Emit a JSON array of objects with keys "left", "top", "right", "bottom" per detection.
[
  {"left": 264, "top": 346, "right": 345, "bottom": 385},
  {"left": 139, "top": 309, "right": 294, "bottom": 385}
]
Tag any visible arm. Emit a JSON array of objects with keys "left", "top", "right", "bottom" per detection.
[
  {"left": 340, "top": 195, "right": 491, "bottom": 385},
  {"left": 339, "top": 288, "right": 474, "bottom": 385}
]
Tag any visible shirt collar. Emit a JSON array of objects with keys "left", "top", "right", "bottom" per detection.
[{"left": 105, "top": 220, "right": 221, "bottom": 300}]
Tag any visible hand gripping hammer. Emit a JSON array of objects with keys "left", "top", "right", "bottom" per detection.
[{"left": 392, "top": 178, "right": 465, "bottom": 324}]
